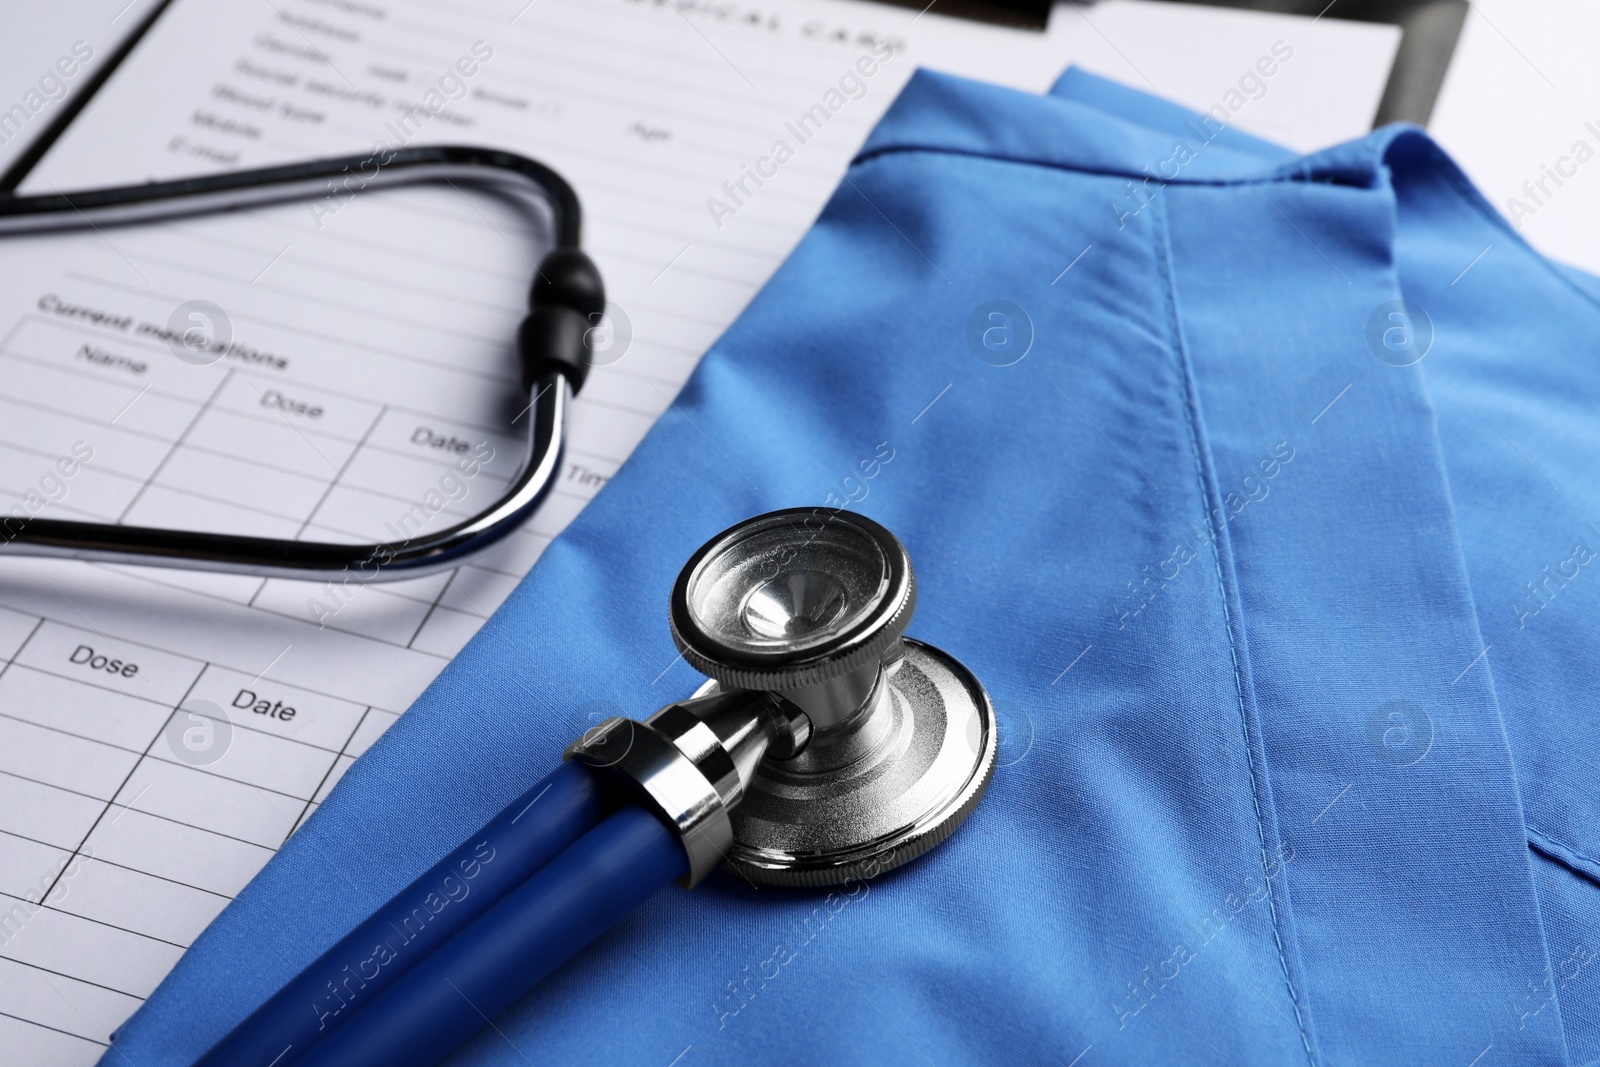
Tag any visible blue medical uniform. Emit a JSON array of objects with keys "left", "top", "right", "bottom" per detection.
[{"left": 103, "top": 66, "right": 1600, "bottom": 1066}]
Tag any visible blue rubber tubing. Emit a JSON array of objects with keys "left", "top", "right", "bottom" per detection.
[
  {"left": 291, "top": 805, "right": 688, "bottom": 1067},
  {"left": 194, "top": 760, "right": 606, "bottom": 1067}
]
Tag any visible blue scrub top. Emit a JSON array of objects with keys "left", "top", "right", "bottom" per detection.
[{"left": 104, "top": 66, "right": 1600, "bottom": 1066}]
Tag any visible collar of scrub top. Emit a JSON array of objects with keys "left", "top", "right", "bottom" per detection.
[{"left": 103, "top": 67, "right": 1597, "bottom": 1067}]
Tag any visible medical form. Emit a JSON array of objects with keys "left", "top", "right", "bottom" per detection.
[{"left": 0, "top": 0, "right": 1398, "bottom": 1061}]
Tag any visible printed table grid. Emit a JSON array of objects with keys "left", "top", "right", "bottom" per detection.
[
  {"left": 0, "top": 310, "right": 561, "bottom": 658},
  {"left": 0, "top": 607, "right": 385, "bottom": 1058}
]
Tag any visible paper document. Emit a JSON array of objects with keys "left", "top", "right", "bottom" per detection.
[
  {"left": 0, "top": 0, "right": 167, "bottom": 177},
  {"left": 1428, "top": 1, "right": 1600, "bottom": 275},
  {"left": 0, "top": 0, "right": 1397, "bottom": 1061}
]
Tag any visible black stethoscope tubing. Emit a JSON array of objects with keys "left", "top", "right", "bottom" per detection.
[{"left": 0, "top": 145, "right": 599, "bottom": 581}]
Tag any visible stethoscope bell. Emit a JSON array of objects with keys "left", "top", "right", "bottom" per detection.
[{"left": 569, "top": 508, "right": 996, "bottom": 888}]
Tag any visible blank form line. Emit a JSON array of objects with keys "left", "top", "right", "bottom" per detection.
[
  {"left": 40, "top": 976, "right": 117, "bottom": 1047},
  {"left": 250, "top": 244, "right": 293, "bottom": 285},
  {"left": 109, "top": 383, "right": 151, "bottom": 424},
  {"left": 0, "top": 953, "right": 142, "bottom": 1002},
  {"left": 0, "top": 1005, "right": 104, "bottom": 1049},
  {"left": 0, "top": 766, "right": 275, "bottom": 854},
  {"left": 663, "top": 0, "right": 756, "bottom": 89},
  {"left": 0, "top": 825, "right": 227, "bottom": 899},
  {"left": 105, "top": 782, "right": 153, "bottom": 827},
  {"left": 40, "top": 180, "right": 151, "bottom": 285},
  {"left": 293, "top": 402, "right": 387, "bottom": 540},
  {"left": 264, "top": 0, "right": 360, "bottom": 89},
  {"left": 444, "top": 178, "right": 538, "bottom": 272},
  {"left": 407, "top": 568, "right": 459, "bottom": 649},
  {"left": 36, "top": 666, "right": 206, "bottom": 907},
  {"left": 112, "top": 241, "right": 513, "bottom": 350},
  {"left": 651, "top": 244, "right": 693, "bottom": 284},
  {"left": 115, "top": 369, "right": 234, "bottom": 523},
  {"left": 249, "top": 645, "right": 294, "bottom": 686}
]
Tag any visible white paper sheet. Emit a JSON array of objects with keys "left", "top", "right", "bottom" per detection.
[
  {"left": 1429, "top": 1, "right": 1600, "bottom": 275},
  {"left": 0, "top": 0, "right": 1398, "bottom": 1061},
  {"left": 0, "top": 0, "right": 167, "bottom": 177}
]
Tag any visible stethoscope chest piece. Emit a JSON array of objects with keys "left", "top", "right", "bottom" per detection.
[
  {"left": 697, "top": 636, "right": 995, "bottom": 887},
  {"left": 643, "top": 508, "right": 997, "bottom": 887}
]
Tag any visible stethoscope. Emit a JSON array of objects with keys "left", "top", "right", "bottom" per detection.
[
  {"left": 191, "top": 507, "right": 998, "bottom": 1066},
  {"left": 2, "top": 152, "right": 998, "bottom": 1064},
  {"left": 0, "top": 145, "right": 597, "bottom": 579}
]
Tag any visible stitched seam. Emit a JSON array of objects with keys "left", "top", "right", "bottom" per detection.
[
  {"left": 1530, "top": 826, "right": 1600, "bottom": 885},
  {"left": 852, "top": 142, "right": 1340, "bottom": 190},
  {"left": 1149, "top": 190, "right": 1317, "bottom": 1066}
]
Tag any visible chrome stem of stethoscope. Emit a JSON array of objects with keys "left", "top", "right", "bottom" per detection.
[
  {"left": 0, "top": 145, "right": 597, "bottom": 581},
  {"left": 570, "top": 508, "right": 997, "bottom": 886}
]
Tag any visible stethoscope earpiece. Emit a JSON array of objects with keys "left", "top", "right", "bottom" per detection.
[{"left": 569, "top": 508, "right": 996, "bottom": 887}]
